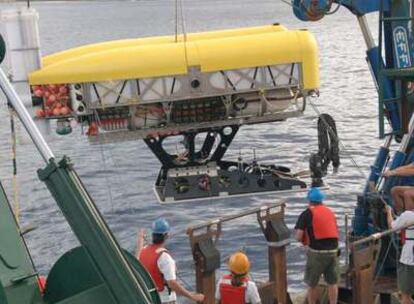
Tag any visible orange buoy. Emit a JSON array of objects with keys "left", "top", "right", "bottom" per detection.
[
  {"left": 52, "top": 108, "right": 61, "bottom": 116},
  {"left": 58, "top": 86, "right": 68, "bottom": 95},
  {"left": 60, "top": 106, "right": 70, "bottom": 116},
  {"left": 34, "top": 89, "right": 44, "bottom": 97},
  {"left": 35, "top": 109, "right": 45, "bottom": 118}
]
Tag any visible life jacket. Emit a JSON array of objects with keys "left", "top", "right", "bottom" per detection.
[
  {"left": 139, "top": 244, "right": 169, "bottom": 292},
  {"left": 37, "top": 276, "right": 46, "bottom": 294},
  {"left": 302, "top": 205, "right": 339, "bottom": 245},
  {"left": 403, "top": 227, "right": 414, "bottom": 244},
  {"left": 401, "top": 229, "right": 406, "bottom": 245},
  {"left": 219, "top": 274, "right": 248, "bottom": 304}
]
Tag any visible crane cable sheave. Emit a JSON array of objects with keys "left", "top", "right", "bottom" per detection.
[{"left": 293, "top": 0, "right": 335, "bottom": 21}]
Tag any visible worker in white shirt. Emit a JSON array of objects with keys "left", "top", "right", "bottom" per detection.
[
  {"left": 136, "top": 218, "right": 205, "bottom": 304},
  {"left": 385, "top": 204, "right": 414, "bottom": 304},
  {"left": 215, "top": 251, "right": 261, "bottom": 304}
]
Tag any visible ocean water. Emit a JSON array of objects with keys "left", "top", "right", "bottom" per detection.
[{"left": 0, "top": 0, "right": 383, "bottom": 299}]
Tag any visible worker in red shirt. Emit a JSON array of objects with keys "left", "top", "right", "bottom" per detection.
[
  {"left": 136, "top": 218, "right": 204, "bottom": 303},
  {"left": 295, "top": 188, "right": 339, "bottom": 304}
]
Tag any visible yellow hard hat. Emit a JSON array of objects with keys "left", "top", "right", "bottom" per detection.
[{"left": 228, "top": 252, "right": 250, "bottom": 275}]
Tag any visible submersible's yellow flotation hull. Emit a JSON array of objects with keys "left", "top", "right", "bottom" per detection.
[
  {"left": 29, "top": 25, "right": 320, "bottom": 139},
  {"left": 29, "top": 26, "right": 319, "bottom": 90},
  {"left": 42, "top": 24, "right": 288, "bottom": 67}
]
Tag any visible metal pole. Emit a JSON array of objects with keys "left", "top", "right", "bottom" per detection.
[
  {"left": 345, "top": 213, "right": 349, "bottom": 268},
  {"left": 399, "top": 112, "right": 414, "bottom": 152},
  {"left": 0, "top": 69, "right": 54, "bottom": 162},
  {"left": 352, "top": 220, "right": 414, "bottom": 247},
  {"left": 357, "top": 15, "right": 376, "bottom": 49},
  {"left": 379, "top": 0, "right": 384, "bottom": 73},
  {"left": 187, "top": 201, "right": 285, "bottom": 231}
]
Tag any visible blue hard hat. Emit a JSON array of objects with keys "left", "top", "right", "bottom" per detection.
[
  {"left": 307, "top": 187, "right": 325, "bottom": 203},
  {"left": 152, "top": 218, "right": 170, "bottom": 234}
]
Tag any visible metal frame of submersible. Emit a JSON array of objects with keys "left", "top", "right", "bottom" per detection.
[{"left": 18, "top": 13, "right": 341, "bottom": 204}]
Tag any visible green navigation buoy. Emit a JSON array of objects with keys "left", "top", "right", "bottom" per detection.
[{"left": 0, "top": 35, "right": 5, "bottom": 64}]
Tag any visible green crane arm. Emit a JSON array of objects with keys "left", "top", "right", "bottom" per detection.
[
  {"left": 0, "top": 62, "right": 160, "bottom": 303},
  {"left": 38, "top": 157, "right": 160, "bottom": 304}
]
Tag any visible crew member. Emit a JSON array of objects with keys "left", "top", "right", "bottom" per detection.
[
  {"left": 215, "top": 251, "right": 261, "bottom": 304},
  {"left": 385, "top": 204, "right": 414, "bottom": 304},
  {"left": 137, "top": 218, "right": 205, "bottom": 303},
  {"left": 383, "top": 163, "right": 414, "bottom": 213},
  {"left": 295, "top": 187, "right": 339, "bottom": 304}
]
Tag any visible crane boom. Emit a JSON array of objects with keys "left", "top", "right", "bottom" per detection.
[
  {"left": 292, "top": 0, "right": 414, "bottom": 273},
  {"left": 0, "top": 66, "right": 160, "bottom": 304}
]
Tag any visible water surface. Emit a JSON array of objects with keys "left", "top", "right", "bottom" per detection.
[{"left": 0, "top": 0, "right": 383, "bottom": 298}]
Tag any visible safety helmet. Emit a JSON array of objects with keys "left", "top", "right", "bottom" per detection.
[
  {"left": 307, "top": 187, "right": 325, "bottom": 203},
  {"left": 228, "top": 252, "right": 250, "bottom": 275},
  {"left": 152, "top": 218, "right": 170, "bottom": 234}
]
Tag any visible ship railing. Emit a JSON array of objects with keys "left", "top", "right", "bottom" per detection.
[
  {"left": 351, "top": 221, "right": 414, "bottom": 248},
  {"left": 348, "top": 220, "right": 414, "bottom": 304},
  {"left": 186, "top": 201, "right": 291, "bottom": 304}
]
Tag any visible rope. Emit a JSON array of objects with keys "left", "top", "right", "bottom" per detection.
[
  {"left": 92, "top": 109, "right": 115, "bottom": 212},
  {"left": 325, "top": 0, "right": 342, "bottom": 15},
  {"left": 0, "top": 253, "right": 18, "bottom": 269},
  {"left": 308, "top": 97, "right": 368, "bottom": 179},
  {"left": 174, "top": 0, "right": 179, "bottom": 43},
  {"left": 9, "top": 108, "right": 20, "bottom": 224},
  {"left": 372, "top": 236, "right": 393, "bottom": 285},
  {"left": 178, "top": 0, "right": 189, "bottom": 67},
  {"left": 317, "top": 113, "right": 340, "bottom": 172}
]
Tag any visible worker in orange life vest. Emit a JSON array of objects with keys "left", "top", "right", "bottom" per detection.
[
  {"left": 295, "top": 188, "right": 339, "bottom": 304},
  {"left": 137, "top": 218, "right": 205, "bottom": 304},
  {"left": 215, "top": 252, "right": 261, "bottom": 304}
]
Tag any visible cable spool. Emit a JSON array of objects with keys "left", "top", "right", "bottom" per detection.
[{"left": 293, "top": 0, "right": 333, "bottom": 21}]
